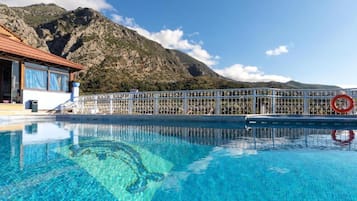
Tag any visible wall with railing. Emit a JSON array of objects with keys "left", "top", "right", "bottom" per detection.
[{"left": 75, "top": 88, "right": 357, "bottom": 115}]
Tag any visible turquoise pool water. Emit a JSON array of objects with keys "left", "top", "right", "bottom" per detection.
[{"left": 0, "top": 121, "right": 357, "bottom": 201}]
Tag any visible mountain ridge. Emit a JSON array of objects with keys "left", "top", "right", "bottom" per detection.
[{"left": 0, "top": 3, "right": 340, "bottom": 93}]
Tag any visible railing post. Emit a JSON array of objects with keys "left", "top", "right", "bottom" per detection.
[
  {"left": 71, "top": 82, "right": 80, "bottom": 102},
  {"left": 128, "top": 93, "right": 133, "bottom": 115},
  {"left": 303, "top": 91, "right": 308, "bottom": 115},
  {"left": 154, "top": 93, "right": 159, "bottom": 115},
  {"left": 109, "top": 95, "right": 113, "bottom": 114},
  {"left": 252, "top": 89, "right": 256, "bottom": 114},
  {"left": 272, "top": 89, "right": 276, "bottom": 114},
  {"left": 71, "top": 82, "right": 80, "bottom": 114},
  {"left": 183, "top": 91, "right": 188, "bottom": 114},
  {"left": 215, "top": 91, "right": 221, "bottom": 115},
  {"left": 346, "top": 90, "right": 354, "bottom": 115}
]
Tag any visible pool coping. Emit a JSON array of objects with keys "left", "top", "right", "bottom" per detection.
[{"left": 0, "top": 114, "right": 56, "bottom": 125}]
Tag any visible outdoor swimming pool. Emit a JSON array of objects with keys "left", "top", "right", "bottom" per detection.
[{"left": 0, "top": 120, "right": 357, "bottom": 201}]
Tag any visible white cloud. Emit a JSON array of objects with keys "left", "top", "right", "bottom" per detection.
[
  {"left": 265, "top": 45, "right": 288, "bottom": 56},
  {"left": 111, "top": 14, "right": 219, "bottom": 66},
  {"left": 111, "top": 14, "right": 135, "bottom": 27},
  {"left": 0, "top": 0, "right": 112, "bottom": 11},
  {"left": 213, "top": 64, "right": 291, "bottom": 83}
]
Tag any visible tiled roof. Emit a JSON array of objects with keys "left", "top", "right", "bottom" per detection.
[
  {"left": 0, "top": 24, "right": 23, "bottom": 42},
  {"left": 0, "top": 34, "right": 83, "bottom": 70}
]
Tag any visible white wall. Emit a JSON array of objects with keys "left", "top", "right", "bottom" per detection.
[{"left": 23, "top": 89, "right": 71, "bottom": 110}]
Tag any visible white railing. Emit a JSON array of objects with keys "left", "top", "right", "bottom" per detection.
[{"left": 75, "top": 88, "right": 357, "bottom": 115}]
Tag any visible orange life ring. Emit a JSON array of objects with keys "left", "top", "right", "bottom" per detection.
[
  {"left": 330, "top": 94, "right": 354, "bottom": 113},
  {"left": 331, "top": 130, "right": 355, "bottom": 145}
]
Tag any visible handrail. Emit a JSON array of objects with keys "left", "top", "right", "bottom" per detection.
[{"left": 74, "top": 88, "right": 357, "bottom": 115}]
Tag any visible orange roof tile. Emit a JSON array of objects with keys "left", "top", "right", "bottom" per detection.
[
  {"left": 0, "top": 34, "right": 83, "bottom": 70},
  {"left": 0, "top": 24, "right": 23, "bottom": 42}
]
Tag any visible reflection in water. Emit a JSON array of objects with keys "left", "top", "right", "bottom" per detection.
[
  {"left": 1, "top": 121, "right": 356, "bottom": 171},
  {"left": 1, "top": 121, "right": 357, "bottom": 200},
  {"left": 331, "top": 130, "right": 355, "bottom": 146},
  {"left": 69, "top": 140, "right": 164, "bottom": 193},
  {"left": 71, "top": 123, "right": 357, "bottom": 151}
]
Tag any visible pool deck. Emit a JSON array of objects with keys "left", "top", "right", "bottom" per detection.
[{"left": 0, "top": 112, "right": 56, "bottom": 125}]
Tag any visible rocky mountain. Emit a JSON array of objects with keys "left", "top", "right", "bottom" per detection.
[
  {"left": 0, "top": 4, "right": 49, "bottom": 51},
  {"left": 0, "top": 3, "right": 340, "bottom": 93}
]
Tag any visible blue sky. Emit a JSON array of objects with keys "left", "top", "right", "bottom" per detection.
[{"left": 2, "top": 0, "right": 357, "bottom": 88}]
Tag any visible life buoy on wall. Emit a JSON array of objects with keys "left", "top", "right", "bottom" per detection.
[
  {"left": 331, "top": 130, "right": 355, "bottom": 145},
  {"left": 330, "top": 94, "right": 354, "bottom": 113}
]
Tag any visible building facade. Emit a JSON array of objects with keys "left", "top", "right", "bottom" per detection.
[{"left": 0, "top": 24, "right": 83, "bottom": 110}]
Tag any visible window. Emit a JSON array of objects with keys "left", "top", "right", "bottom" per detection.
[
  {"left": 50, "top": 72, "right": 69, "bottom": 91},
  {"left": 25, "top": 68, "right": 47, "bottom": 90},
  {"left": 25, "top": 62, "right": 70, "bottom": 92}
]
